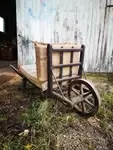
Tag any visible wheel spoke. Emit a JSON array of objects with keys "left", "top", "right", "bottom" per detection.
[
  {"left": 69, "top": 79, "right": 100, "bottom": 116},
  {"left": 81, "top": 102, "right": 86, "bottom": 113},
  {"left": 80, "top": 84, "right": 84, "bottom": 95},
  {"left": 83, "top": 87, "right": 89, "bottom": 92},
  {"left": 72, "top": 87, "right": 80, "bottom": 95},
  {"left": 84, "top": 98, "right": 94, "bottom": 107},
  {"left": 84, "top": 93, "right": 92, "bottom": 99},
  {"left": 71, "top": 95, "right": 84, "bottom": 104},
  {"left": 74, "top": 84, "right": 80, "bottom": 90},
  {"left": 83, "top": 91, "right": 92, "bottom": 97}
]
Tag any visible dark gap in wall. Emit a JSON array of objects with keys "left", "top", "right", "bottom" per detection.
[{"left": 0, "top": 0, "right": 17, "bottom": 61}]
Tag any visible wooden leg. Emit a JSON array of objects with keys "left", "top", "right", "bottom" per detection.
[{"left": 23, "top": 78, "right": 27, "bottom": 89}]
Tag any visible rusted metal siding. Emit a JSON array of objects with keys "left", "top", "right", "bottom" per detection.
[{"left": 16, "top": 0, "right": 113, "bottom": 72}]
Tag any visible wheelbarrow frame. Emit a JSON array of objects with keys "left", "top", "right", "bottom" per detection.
[
  {"left": 47, "top": 44, "right": 85, "bottom": 104},
  {"left": 10, "top": 43, "right": 100, "bottom": 117}
]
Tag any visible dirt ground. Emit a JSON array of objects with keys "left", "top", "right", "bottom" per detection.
[
  {"left": 0, "top": 74, "right": 113, "bottom": 150},
  {"left": 0, "top": 66, "right": 16, "bottom": 86}
]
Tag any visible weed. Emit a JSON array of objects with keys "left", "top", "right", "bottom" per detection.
[
  {"left": 97, "top": 91, "right": 113, "bottom": 132},
  {"left": 0, "top": 98, "right": 76, "bottom": 150},
  {"left": 0, "top": 114, "right": 7, "bottom": 121}
]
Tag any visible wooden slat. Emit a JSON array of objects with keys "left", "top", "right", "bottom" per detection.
[
  {"left": 53, "top": 76, "right": 80, "bottom": 83},
  {"left": 53, "top": 48, "right": 82, "bottom": 52},
  {"left": 69, "top": 51, "right": 74, "bottom": 76},
  {"left": 52, "top": 63, "right": 81, "bottom": 68},
  {"left": 59, "top": 51, "right": 63, "bottom": 79}
]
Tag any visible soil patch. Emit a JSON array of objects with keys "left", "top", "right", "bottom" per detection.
[{"left": 0, "top": 75, "right": 14, "bottom": 86}]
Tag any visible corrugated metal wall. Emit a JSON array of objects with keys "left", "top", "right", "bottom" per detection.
[{"left": 16, "top": 0, "right": 113, "bottom": 72}]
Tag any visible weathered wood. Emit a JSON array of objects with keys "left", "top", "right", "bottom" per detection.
[{"left": 35, "top": 42, "right": 81, "bottom": 82}]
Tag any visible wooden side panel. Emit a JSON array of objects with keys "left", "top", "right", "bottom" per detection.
[{"left": 35, "top": 42, "right": 80, "bottom": 82}]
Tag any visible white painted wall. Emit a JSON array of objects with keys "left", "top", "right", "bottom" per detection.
[{"left": 16, "top": 0, "right": 113, "bottom": 72}]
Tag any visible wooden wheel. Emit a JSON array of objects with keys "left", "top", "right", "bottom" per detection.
[{"left": 69, "top": 79, "right": 101, "bottom": 117}]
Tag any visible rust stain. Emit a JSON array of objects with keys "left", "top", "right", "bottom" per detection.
[
  {"left": 63, "top": 18, "right": 69, "bottom": 32},
  {"left": 54, "top": 31, "right": 59, "bottom": 43},
  {"left": 55, "top": 11, "right": 60, "bottom": 22},
  {"left": 74, "top": 30, "right": 77, "bottom": 43}
]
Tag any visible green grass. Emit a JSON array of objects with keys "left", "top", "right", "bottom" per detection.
[
  {"left": 97, "top": 92, "right": 113, "bottom": 132},
  {"left": 85, "top": 73, "right": 113, "bottom": 132},
  {"left": 0, "top": 99, "right": 76, "bottom": 150},
  {"left": 0, "top": 115, "right": 8, "bottom": 121}
]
